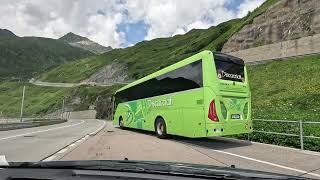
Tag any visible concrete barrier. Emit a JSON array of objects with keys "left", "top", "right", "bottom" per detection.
[
  {"left": 0, "top": 119, "right": 67, "bottom": 131},
  {"left": 63, "top": 110, "right": 97, "bottom": 119}
]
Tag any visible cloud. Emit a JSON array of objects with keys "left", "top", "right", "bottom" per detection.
[
  {"left": 0, "top": 0, "right": 126, "bottom": 47},
  {"left": 0, "top": 0, "right": 265, "bottom": 48},
  {"left": 123, "top": 0, "right": 236, "bottom": 40},
  {"left": 236, "top": 0, "right": 265, "bottom": 18}
]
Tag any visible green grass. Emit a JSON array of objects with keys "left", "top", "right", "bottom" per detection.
[
  {"left": 0, "top": 82, "right": 70, "bottom": 117},
  {"left": 241, "top": 55, "right": 320, "bottom": 151},
  {"left": 0, "top": 82, "right": 120, "bottom": 118},
  {"left": 40, "top": 0, "right": 279, "bottom": 83},
  {"left": 39, "top": 56, "right": 107, "bottom": 83},
  {"left": 249, "top": 56, "right": 320, "bottom": 121}
]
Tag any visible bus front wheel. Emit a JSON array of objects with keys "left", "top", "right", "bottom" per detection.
[
  {"left": 119, "top": 116, "right": 124, "bottom": 129},
  {"left": 155, "top": 118, "right": 168, "bottom": 139}
]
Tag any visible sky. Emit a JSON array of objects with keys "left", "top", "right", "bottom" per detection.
[{"left": 0, "top": 0, "right": 265, "bottom": 48}]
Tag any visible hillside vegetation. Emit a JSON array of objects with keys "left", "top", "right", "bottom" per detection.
[
  {"left": 0, "top": 30, "right": 93, "bottom": 81},
  {"left": 249, "top": 56, "right": 320, "bottom": 121},
  {"left": 40, "top": 0, "right": 279, "bottom": 83},
  {"left": 246, "top": 55, "right": 320, "bottom": 151},
  {"left": 0, "top": 82, "right": 119, "bottom": 118}
]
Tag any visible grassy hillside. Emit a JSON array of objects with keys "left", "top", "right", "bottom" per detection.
[
  {"left": 249, "top": 56, "right": 320, "bottom": 121},
  {"left": 40, "top": 0, "right": 279, "bottom": 83},
  {"left": 246, "top": 55, "right": 320, "bottom": 151},
  {"left": 0, "top": 31, "right": 93, "bottom": 81},
  {"left": 0, "top": 82, "right": 119, "bottom": 118}
]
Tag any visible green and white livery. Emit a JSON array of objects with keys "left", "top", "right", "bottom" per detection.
[{"left": 113, "top": 50, "right": 252, "bottom": 138}]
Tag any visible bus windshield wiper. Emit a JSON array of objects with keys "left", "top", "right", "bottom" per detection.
[{"left": 4, "top": 160, "right": 306, "bottom": 180}]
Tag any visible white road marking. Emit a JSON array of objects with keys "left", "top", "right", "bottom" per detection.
[
  {"left": 213, "top": 149, "right": 320, "bottom": 178},
  {"left": 0, "top": 120, "right": 85, "bottom": 141},
  {"left": 41, "top": 120, "right": 105, "bottom": 162},
  {"left": 89, "top": 120, "right": 106, "bottom": 136},
  {"left": 0, "top": 155, "right": 8, "bottom": 166},
  {"left": 42, "top": 155, "right": 56, "bottom": 162},
  {"left": 57, "top": 148, "right": 68, "bottom": 154}
]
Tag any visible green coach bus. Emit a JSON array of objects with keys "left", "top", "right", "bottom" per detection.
[{"left": 112, "top": 50, "right": 252, "bottom": 138}]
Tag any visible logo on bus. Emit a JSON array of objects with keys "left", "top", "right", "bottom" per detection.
[
  {"left": 221, "top": 71, "right": 242, "bottom": 80},
  {"left": 148, "top": 98, "right": 173, "bottom": 107}
]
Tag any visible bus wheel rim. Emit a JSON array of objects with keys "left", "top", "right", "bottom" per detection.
[{"left": 157, "top": 123, "right": 163, "bottom": 135}]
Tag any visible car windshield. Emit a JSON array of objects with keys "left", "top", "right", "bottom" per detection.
[{"left": 1, "top": 0, "right": 320, "bottom": 179}]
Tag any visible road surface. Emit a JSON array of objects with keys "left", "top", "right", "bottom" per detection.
[
  {"left": 61, "top": 121, "right": 320, "bottom": 179},
  {"left": 0, "top": 119, "right": 105, "bottom": 162}
]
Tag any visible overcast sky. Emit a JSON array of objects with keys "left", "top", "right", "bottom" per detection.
[{"left": 0, "top": 0, "right": 265, "bottom": 48}]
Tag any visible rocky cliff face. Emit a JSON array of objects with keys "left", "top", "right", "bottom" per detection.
[
  {"left": 81, "top": 62, "right": 129, "bottom": 84},
  {"left": 222, "top": 0, "right": 320, "bottom": 53}
]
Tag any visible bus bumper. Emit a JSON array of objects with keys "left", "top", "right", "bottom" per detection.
[{"left": 205, "top": 120, "right": 253, "bottom": 137}]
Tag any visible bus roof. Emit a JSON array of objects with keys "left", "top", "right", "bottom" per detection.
[{"left": 115, "top": 50, "right": 211, "bottom": 93}]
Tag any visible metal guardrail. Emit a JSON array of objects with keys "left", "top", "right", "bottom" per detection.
[{"left": 251, "top": 119, "right": 320, "bottom": 150}]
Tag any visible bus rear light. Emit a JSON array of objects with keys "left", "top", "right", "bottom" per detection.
[{"left": 208, "top": 99, "right": 219, "bottom": 122}]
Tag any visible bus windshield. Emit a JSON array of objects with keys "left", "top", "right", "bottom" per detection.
[{"left": 214, "top": 53, "right": 245, "bottom": 82}]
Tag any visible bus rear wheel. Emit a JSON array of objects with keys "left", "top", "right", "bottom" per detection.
[
  {"left": 155, "top": 118, "right": 168, "bottom": 139},
  {"left": 119, "top": 116, "right": 124, "bottom": 129}
]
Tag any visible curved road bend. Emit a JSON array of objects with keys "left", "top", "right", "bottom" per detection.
[{"left": 0, "top": 119, "right": 105, "bottom": 162}]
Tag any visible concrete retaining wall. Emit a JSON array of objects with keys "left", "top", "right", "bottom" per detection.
[
  {"left": 63, "top": 110, "right": 97, "bottom": 119},
  {"left": 226, "top": 33, "right": 320, "bottom": 63}
]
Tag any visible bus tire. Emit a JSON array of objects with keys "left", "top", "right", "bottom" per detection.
[
  {"left": 119, "top": 116, "right": 124, "bottom": 129},
  {"left": 155, "top": 117, "right": 168, "bottom": 139}
]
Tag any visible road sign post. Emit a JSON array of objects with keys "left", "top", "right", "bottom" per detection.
[
  {"left": 299, "top": 120, "right": 304, "bottom": 150},
  {"left": 61, "top": 98, "right": 65, "bottom": 120},
  {"left": 20, "top": 86, "right": 26, "bottom": 122}
]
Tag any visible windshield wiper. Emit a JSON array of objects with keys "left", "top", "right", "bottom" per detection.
[{"left": 3, "top": 160, "right": 307, "bottom": 180}]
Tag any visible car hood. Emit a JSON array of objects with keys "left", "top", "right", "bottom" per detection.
[{"left": 1, "top": 160, "right": 308, "bottom": 179}]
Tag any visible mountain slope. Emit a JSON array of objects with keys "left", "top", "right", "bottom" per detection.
[
  {"left": 222, "top": 0, "right": 320, "bottom": 52},
  {"left": 59, "top": 32, "right": 112, "bottom": 54},
  {"left": 0, "top": 30, "right": 93, "bottom": 81},
  {"left": 40, "top": 0, "right": 279, "bottom": 83},
  {"left": 0, "top": 29, "right": 16, "bottom": 38}
]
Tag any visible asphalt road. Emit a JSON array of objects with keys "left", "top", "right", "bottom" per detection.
[
  {"left": 0, "top": 119, "right": 105, "bottom": 162},
  {"left": 62, "top": 121, "right": 320, "bottom": 179}
]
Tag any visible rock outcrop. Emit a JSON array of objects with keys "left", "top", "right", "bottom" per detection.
[
  {"left": 59, "top": 32, "right": 112, "bottom": 54},
  {"left": 81, "top": 62, "right": 129, "bottom": 84},
  {"left": 222, "top": 0, "right": 320, "bottom": 53}
]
